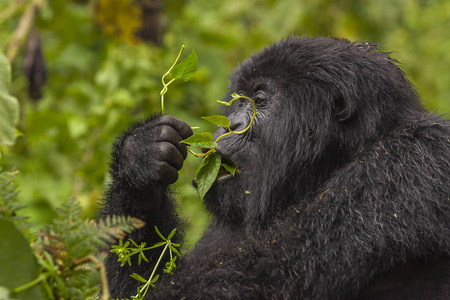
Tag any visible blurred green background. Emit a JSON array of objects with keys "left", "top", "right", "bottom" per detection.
[{"left": 1, "top": 0, "right": 449, "bottom": 249}]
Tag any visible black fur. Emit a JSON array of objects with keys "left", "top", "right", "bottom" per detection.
[{"left": 100, "top": 36, "right": 450, "bottom": 299}]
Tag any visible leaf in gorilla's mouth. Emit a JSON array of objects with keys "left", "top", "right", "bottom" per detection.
[
  {"left": 218, "top": 158, "right": 237, "bottom": 178},
  {"left": 193, "top": 154, "right": 238, "bottom": 199}
]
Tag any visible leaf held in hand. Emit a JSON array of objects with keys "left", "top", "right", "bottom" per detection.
[
  {"left": 181, "top": 132, "right": 217, "bottom": 148},
  {"left": 201, "top": 115, "right": 230, "bottom": 127},
  {"left": 196, "top": 153, "right": 221, "bottom": 199},
  {"left": 170, "top": 49, "right": 198, "bottom": 82}
]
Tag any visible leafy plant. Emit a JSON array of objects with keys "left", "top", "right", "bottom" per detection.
[
  {"left": 161, "top": 46, "right": 256, "bottom": 199},
  {"left": 0, "top": 176, "right": 145, "bottom": 300},
  {"left": 111, "top": 227, "right": 181, "bottom": 300}
]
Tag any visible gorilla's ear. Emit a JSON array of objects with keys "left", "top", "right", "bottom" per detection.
[{"left": 333, "top": 93, "right": 354, "bottom": 123}]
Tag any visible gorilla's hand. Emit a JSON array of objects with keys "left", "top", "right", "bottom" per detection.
[{"left": 119, "top": 115, "right": 193, "bottom": 189}]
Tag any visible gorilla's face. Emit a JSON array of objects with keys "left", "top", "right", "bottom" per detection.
[
  {"left": 203, "top": 53, "right": 304, "bottom": 226},
  {"left": 201, "top": 37, "right": 418, "bottom": 226}
]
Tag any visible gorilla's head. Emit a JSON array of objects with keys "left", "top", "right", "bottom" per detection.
[{"left": 203, "top": 36, "right": 423, "bottom": 227}]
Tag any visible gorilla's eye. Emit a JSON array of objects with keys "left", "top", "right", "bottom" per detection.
[{"left": 254, "top": 90, "right": 267, "bottom": 105}]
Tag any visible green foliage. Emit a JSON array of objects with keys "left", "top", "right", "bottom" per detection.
[
  {"left": 221, "top": 159, "right": 237, "bottom": 177},
  {"left": 0, "top": 52, "right": 19, "bottom": 151},
  {"left": 0, "top": 170, "right": 28, "bottom": 228},
  {"left": 182, "top": 132, "right": 217, "bottom": 148},
  {"left": 0, "top": 218, "right": 44, "bottom": 300},
  {"left": 201, "top": 115, "right": 231, "bottom": 127},
  {"left": 111, "top": 227, "right": 181, "bottom": 300},
  {"left": 170, "top": 49, "right": 198, "bottom": 82},
  {"left": 180, "top": 94, "right": 256, "bottom": 199},
  {"left": 196, "top": 153, "right": 222, "bottom": 200},
  {"left": 0, "top": 167, "right": 145, "bottom": 300},
  {"left": 160, "top": 46, "right": 198, "bottom": 114}
]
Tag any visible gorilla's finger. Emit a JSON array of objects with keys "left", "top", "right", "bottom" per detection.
[
  {"left": 159, "top": 115, "right": 193, "bottom": 140},
  {"left": 156, "top": 125, "right": 188, "bottom": 159},
  {"left": 153, "top": 161, "right": 179, "bottom": 185},
  {"left": 157, "top": 142, "right": 184, "bottom": 171}
]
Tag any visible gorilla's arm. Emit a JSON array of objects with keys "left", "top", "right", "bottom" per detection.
[{"left": 99, "top": 114, "right": 192, "bottom": 297}]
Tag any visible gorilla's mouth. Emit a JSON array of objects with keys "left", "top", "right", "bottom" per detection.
[{"left": 217, "top": 157, "right": 238, "bottom": 179}]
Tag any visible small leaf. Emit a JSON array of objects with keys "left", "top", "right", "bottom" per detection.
[
  {"left": 196, "top": 153, "right": 221, "bottom": 199},
  {"left": 201, "top": 115, "right": 230, "bottom": 127},
  {"left": 170, "top": 49, "right": 198, "bottom": 82},
  {"left": 181, "top": 132, "right": 217, "bottom": 148},
  {"left": 154, "top": 226, "right": 166, "bottom": 241},
  {"left": 139, "top": 252, "right": 149, "bottom": 263},
  {"left": 150, "top": 274, "right": 160, "bottom": 284},
  {"left": 221, "top": 161, "right": 237, "bottom": 176},
  {"left": 167, "top": 228, "right": 177, "bottom": 240},
  {"left": 130, "top": 273, "right": 148, "bottom": 283},
  {"left": 217, "top": 100, "right": 232, "bottom": 106},
  {"left": 170, "top": 245, "right": 181, "bottom": 257},
  {"left": 149, "top": 242, "right": 167, "bottom": 248}
]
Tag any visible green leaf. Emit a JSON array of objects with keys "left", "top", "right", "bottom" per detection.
[
  {"left": 181, "top": 132, "right": 217, "bottom": 148},
  {"left": 201, "top": 115, "right": 230, "bottom": 127},
  {"left": 167, "top": 228, "right": 177, "bottom": 240},
  {"left": 170, "top": 49, "right": 198, "bottom": 82},
  {"left": 150, "top": 274, "right": 160, "bottom": 284},
  {"left": 170, "top": 246, "right": 181, "bottom": 257},
  {"left": 196, "top": 153, "right": 221, "bottom": 200},
  {"left": 149, "top": 241, "right": 167, "bottom": 248},
  {"left": 130, "top": 273, "right": 148, "bottom": 283},
  {"left": 217, "top": 100, "right": 232, "bottom": 106},
  {"left": 221, "top": 161, "right": 237, "bottom": 176},
  {"left": 0, "top": 53, "right": 19, "bottom": 147},
  {"left": 154, "top": 226, "right": 166, "bottom": 241},
  {"left": 0, "top": 218, "right": 44, "bottom": 300}
]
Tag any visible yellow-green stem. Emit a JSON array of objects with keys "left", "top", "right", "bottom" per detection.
[{"left": 160, "top": 45, "right": 185, "bottom": 114}]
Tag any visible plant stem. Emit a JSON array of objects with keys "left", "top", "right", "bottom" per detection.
[
  {"left": 72, "top": 255, "right": 111, "bottom": 300},
  {"left": 160, "top": 45, "right": 185, "bottom": 114},
  {"left": 188, "top": 148, "right": 214, "bottom": 157},
  {"left": 215, "top": 95, "right": 257, "bottom": 144},
  {"left": 13, "top": 273, "right": 47, "bottom": 294},
  {"left": 137, "top": 242, "right": 170, "bottom": 298}
]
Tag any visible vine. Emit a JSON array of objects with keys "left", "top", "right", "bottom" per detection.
[{"left": 160, "top": 46, "right": 256, "bottom": 199}]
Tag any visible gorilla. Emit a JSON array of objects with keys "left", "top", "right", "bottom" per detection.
[{"left": 100, "top": 36, "right": 450, "bottom": 299}]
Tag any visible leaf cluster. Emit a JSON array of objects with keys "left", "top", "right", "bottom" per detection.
[
  {"left": 0, "top": 179, "right": 145, "bottom": 300},
  {"left": 111, "top": 227, "right": 181, "bottom": 300},
  {"left": 28, "top": 200, "right": 145, "bottom": 299}
]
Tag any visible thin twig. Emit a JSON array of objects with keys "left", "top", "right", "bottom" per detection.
[
  {"left": 6, "top": 0, "right": 45, "bottom": 63},
  {"left": 72, "top": 255, "right": 111, "bottom": 300}
]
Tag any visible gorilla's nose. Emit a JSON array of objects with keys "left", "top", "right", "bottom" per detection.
[{"left": 228, "top": 112, "right": 249, "bottom": 132}]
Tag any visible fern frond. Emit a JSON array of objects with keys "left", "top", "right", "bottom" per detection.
[{"left": 0, "top": 169, "right": 29, "bottom": 230}]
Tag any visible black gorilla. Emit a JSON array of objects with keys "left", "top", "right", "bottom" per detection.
[{"left": 100, "top": 36, "right": 450, "bottom": 299}]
